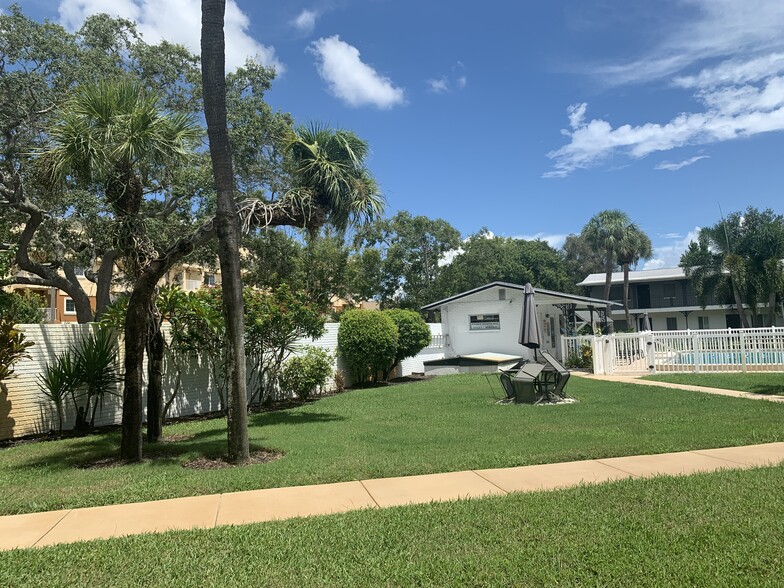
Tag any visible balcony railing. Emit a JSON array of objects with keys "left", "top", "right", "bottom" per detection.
[
  {"left": 428, "top": 334, "right": 450, "bottom": 348},
  {"left": 611, "top": 294, "right": 723, "bottom": 309}
]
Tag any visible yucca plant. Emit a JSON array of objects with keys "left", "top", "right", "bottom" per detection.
[
  {"left": 74, "top": 328, "right": 121, "bottom": 429},
  {"left": 37, "top": 350, "right": 80, "bottom": 434},
  {"left": 0, "top": 317, "right": 34, "bottom": 383}
]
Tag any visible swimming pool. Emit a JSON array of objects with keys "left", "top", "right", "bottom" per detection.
[{"left": 675, "top": 351, "right": 784, "bottom": 365}]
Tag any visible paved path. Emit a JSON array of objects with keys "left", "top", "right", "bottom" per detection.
[
  {"left": 2, "top": 441, "right": 783, "bottom": 551},
  {"left": 572, "top": 371, "right": 784, "bottom": 402}
]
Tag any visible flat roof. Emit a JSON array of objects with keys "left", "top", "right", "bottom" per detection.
[
  {"left": 577, "top": 267, "right": 687, "bottom": 287},
  {"left": 421, "top": 281, "right": 622, "bottom": 311}
]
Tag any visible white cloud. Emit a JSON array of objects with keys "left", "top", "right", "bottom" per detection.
[
  {"left": 426, "top": 77, "right": 449, "bottom": 93},
  {"left": 309, "top": 35, "right": 405, "bottom": 109},
  {"left": 655, "top": 155, "right": 710, "bottom": 171},
  {"left": 457, "top": 75, "right": 467, "bottom": 89},
  {"left": 57, "top": 0, "right": 282, "bottom": 72},
  {"left": 546, "top": 0, "right": 784, "bottom": 177},
  {"left": 545, "top": 71, "right": 784, "bottom": 177},
  {"left": 595, "top": 0, "right": 784, "bottom": 86},
  {"left": 517, "top": 233, "right": 568, "bottom": 249},
  {"left": 291, "top": 9, "right": 318, "bottom": 35},
  {"left": 642, "top": 228, "right": 700, "bottom": 270}
]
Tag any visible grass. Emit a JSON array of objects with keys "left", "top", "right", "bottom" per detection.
[
  {"left": 642, "top": 372, "right": 784, "bottom": 395},
  {"left": 2, "top": 465, "right": 783, "bottom": 587},
  {"left": 1, "top": 374, "right": 784, "bottom": 515}
]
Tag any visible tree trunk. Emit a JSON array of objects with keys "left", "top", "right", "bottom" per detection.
[
  {"left": 623, "top": 263, "right": 631, "bottom": 331},
  {"left": 730, "top": 279, "right": 750, "bottom": 328},
  {"left": 768, "top": 292, "right": 777, "bottom": 327},
  {"left": 94, "top": 250, "right": 118, "bottom": 320},
  {"left": 120, "top": 277, "right": 155, "bottom": 461},
  {"left": 202, "top": 0, "right": 249, "bottom": 463},
  {"left": 146, "top": 324, "right": 165, "bottom": 442},
  {"left": 603, "top": 249, "right": 614, "bottom": 334}
]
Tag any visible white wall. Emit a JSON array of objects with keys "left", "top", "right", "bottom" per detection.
[
  {"left": 440, "top": 288, "right": 564, "bottom": 359},
  {"left": 1, "top": 322, "right": 443, "bottom": 440}
]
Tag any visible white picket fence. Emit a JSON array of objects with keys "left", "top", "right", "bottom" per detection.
[
  {"left": 1, "top": 322, "right": 444, "bottom": 440},
  {"left": 562, "top": 327, "right": 784, "bottom": 375}
]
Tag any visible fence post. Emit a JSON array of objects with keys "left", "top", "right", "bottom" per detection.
[
  {"left": 740, "top": 331, "right": 747, "bottom": 373},
  {"left": 560, "top": 336, "right": 567, "bottom": 364},
  {"left": 646, "top": 332, "right": 655, "bottom": 373},
  {"left": 591, "top": 336, "right": 604, "bottom": 375},
  {"left": 692, "top": 332, "right": 701, "bottom": 374}
]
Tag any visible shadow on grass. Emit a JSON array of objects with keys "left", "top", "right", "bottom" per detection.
[{"left": 9, "top": 412, "right": 345, "bottom": 470}]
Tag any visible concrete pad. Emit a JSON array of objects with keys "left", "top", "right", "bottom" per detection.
[
  {"left": 597, "top": 451, "right": 738, "bottom": 478},
  {"left": 0, "top": 510, "right": 71, "bottom": 551},
  {"left": 692, "top": 442, "right": 784, "bottom": 468},
  {"left": 475, "top": 460, "right": 634, "bottom": 493},
  {"left": 361, "top": 470, "right": 505, "bottom": 508},
  {"left": 35, "top": 494, "right": 220, "bottom": 547},
  {"left": 216, "top": 481, "right": 376, "bottom": 526}
]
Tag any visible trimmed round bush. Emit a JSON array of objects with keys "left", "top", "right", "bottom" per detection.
[
  {"left": 383, "top": 309, "right": 432, "bottom": 379},
  {"left": 338, "top": 310, "right": 398, "bottom": 384}
]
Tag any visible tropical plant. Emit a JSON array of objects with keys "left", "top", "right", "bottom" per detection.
[
  {"left": 0, "top": 317, "right": 34, "bottom": 383},
  {"left": 616, "top": 226, "right": 653, "bottom": 330},
  {"left": 37, "top": 350, "right": 80, "bottom": 434},
  {"left": 581, "top": 210, "right": 632, "bottom": 333},
  {"left": 278, "top": 347, "right": 333, "bottom": 402},
  {"left": 73, "top": 328, "right": 121, "bottom": 429},
  {"left": 680, "top": 215, "right": 751, "bottom": 328},
  {"left": 382, "top": 309, "right": 432, "bottom": 380},
  {"left": 338, "top": 310, "right": 399, "bottom": 384}
]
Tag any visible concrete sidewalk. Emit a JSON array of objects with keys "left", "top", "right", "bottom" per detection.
[
  {"left": 572, "top": 371, "right": 784, "bottom": 402},
  {"left": 2, "top": 441, "right": 783, "bottom": 551}
]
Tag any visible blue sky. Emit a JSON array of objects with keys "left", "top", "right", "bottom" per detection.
[{"left": 22, "top": 0, "right": 784, "bottom": 269}]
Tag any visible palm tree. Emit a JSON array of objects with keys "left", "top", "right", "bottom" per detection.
[
  {"left": 273, "top": 123, "right": 384, "bottom": 231},
  {"left": 202, "top": 0, "right": 249, "bottom": 464},
  {"left": 41, "top": 78, "right": 201, "bottom": 460},
  {"left": 581, "top": 210, "right": 630, "bottom": 333},
  {"left": 616, "top": 227, "right": 653, "bottom": 331}
]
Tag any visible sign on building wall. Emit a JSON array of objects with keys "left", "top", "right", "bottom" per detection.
[{"left": 469, "top": 314, "right": 500, "bottom": 331}]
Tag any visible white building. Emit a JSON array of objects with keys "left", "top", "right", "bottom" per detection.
[{"left": 421, "top": 282, "right": 619, "bottom": 365}]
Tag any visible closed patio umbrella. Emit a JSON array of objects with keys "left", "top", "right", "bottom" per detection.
[
  {"left": 519, "top": 283, "right": 543, "bottom": 359},
  {"left": 642, "top": 311, "right": 652, "bottom": 331}
]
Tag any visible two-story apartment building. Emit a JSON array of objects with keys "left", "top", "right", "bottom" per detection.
[{"left": 578, "top": 267, "right": 782, "bottom": 331}]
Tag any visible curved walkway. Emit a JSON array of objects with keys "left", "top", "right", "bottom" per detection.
[{"left": 2, "top": 441, "right": 784, "bottom": 551}]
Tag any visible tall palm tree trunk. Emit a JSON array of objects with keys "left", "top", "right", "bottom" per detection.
[
  {"left": 603, "top": 250, "right": 614, "bottom": 334},
  {"left": 623, "top": 263, "right": 631, "bottom": 331},
  {"left": 730, "top": 279, "right": 751, "bottom": 328},
  {"left": 202, "top": 0, "right": 249, "bottom": 463}
]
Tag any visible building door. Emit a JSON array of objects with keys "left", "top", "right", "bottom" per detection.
[
  {"left": 637, "top": 284, "right": 651, "bottom": 309},
  {"left": 725, "top": 314, "right": 742, "bottom": 329}
]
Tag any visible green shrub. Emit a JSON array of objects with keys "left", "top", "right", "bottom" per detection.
[
  {"left": 565, "top": 344, "right": 593, "bottom": 370},
  {"left": 0, "top": 290, "right": 45, "bottom": 324},
  {"left": 278, "top": 347, "right": 333, "bottom": 401},
  {"left": 338, "top": 310, "right": 398, "bottom": 384},
  {"left": 0, "top": 317, "right": 34, "bottom": 383},
  {"left": 382, "top": 309, "right": 431, "bottom": 380}
]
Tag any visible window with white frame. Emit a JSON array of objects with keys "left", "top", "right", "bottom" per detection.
[
  {"left": 64, "top": 298, "right": 76, "bottom": 314},
  {"left": 204, "top": 273, "right": 216, "bottom": 286},
  {"left": 469, "top": 314, "right": 500, "bottom": 331},
  {"left": 697, "top": 316, "right": 710, "bottom": 330},
  {"left": 666, "top": 317, "right": 678, "bottom": 331}
]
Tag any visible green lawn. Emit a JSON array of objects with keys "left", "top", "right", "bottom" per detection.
[
  {"left": 2, "top": 465, "right": 783, "bottom": 587},
  {"left": 642, "top": 372, "right": 784, "bottom": 395},
  {"left": 2, "top": 374, "right": 783, "bottom": 515}
]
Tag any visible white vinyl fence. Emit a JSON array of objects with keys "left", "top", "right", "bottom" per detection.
[
  {"left": 562, "top": 327, "right": 784, "bottom": 375},
  {"left": 1, "top": 322, "right": 443, "bottom": 441}
]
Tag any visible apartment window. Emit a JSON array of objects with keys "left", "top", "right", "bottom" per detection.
[
  {"left": 666, "top": 317, "right": 678, "bottom": 331},
  {"left": 469, "top": 314, "right": 500, "bottom": 331},
  {"left": 204, "top": 273, "right": 216, "bottom": 286},
  {"left": 697, "top": 316, "right": 710, "bottom": 330},
  {"left": 64, "top": 298, "right": 76, "bottom": 314},
  {"left": 662, "top": 283, "right": 676, "bottom": 307},
  {"left": 73, "top": 267, "right": 86, "bottom": 277}
]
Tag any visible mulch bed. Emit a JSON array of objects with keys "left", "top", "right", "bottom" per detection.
[{"left": 182, "top": 449, "right": 283, "bottom": 470}]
